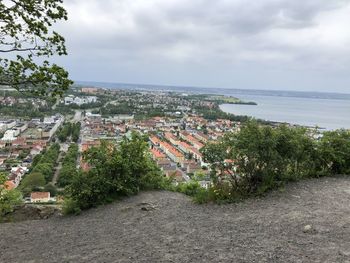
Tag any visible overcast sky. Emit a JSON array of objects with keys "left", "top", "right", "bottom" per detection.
[{"left": 55, "top": 0, "right": 350, "bottom": 93}]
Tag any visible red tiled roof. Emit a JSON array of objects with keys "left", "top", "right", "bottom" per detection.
[
  {"left": 150, "top": 148, "right": 166, "bottom": 159},
  {"left": 30, "top": 192, "right": 50, "bottom": 200},
  {"left": 5, "top": 181, "right": 16, "bottom": 190},
  {"left": 160, "top": 142, "right": 184, "bottom": 158},
  {"left": 150, "top": 136, "right": 161, "bottom": 145}
]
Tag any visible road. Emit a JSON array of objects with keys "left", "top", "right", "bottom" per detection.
[
  {"left": 73, "top": 110, "right": 82, "bottom": 123},
  {"left": 51, "top": 142, "right": 68, "bottom": 186}
]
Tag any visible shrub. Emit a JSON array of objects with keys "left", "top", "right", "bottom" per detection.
[
  {"left": 64, "top": 133, "right": 170, "bottom": 213},
  {"left": 0, "top": 173, "right": 23, "bottom": 219},
  {"left": 62, "top": 198, "right": 81, "bottom": 215},
  {"left": 201, "top": 121, "right": 350, "bottom": 202}
]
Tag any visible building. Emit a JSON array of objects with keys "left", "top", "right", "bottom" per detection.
[
  {"left": 1, "top": 129, "right": 19, "bottom": 141},
  {"left": 30, "top": 192, "right": 50, "bottom": 203},
  {"left": 150, "top": 148, "right": 167, "bottom": 161},
  {"left": 164, "top": 132, "right": 179, "bottom": 146},
  {"left": 4, "top": 180, "right": 16, "bottom": 190},
  {"left": 159, "top": 141, "right": 185, "bottom": 163},
  {"left": 14, "top": 122, "right": 28, "bottom": 133},
  {"left": 0, "top": 120, "right": 16, "bottom": 131},
  {"left": 81, "top": 87, "right": 99, "bottom": 94},
  {"left": 41, "top": 114, "right": 64, "bottom": 139},
  {"left": 8, "top": 166, "right": 28, "bottom": 187},
  {"left": 194, "top": 131, "right": 210, "bottom": 143},
  {"left": 64, "top": 95, "right": 98, "bottom": 106}
]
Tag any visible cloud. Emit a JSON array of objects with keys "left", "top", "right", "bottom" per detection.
[{"left": 55, "top": 0, "right": 350, "bottom": 92}]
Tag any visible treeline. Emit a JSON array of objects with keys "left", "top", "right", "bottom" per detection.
[
  {"left": 58, "top": 144, "right": 79, "bottom": 187},
  {"left": 185, "top": 121, "right": 350, "bottom": 203},
  {"left": 19, "top": 143, "right": 60, "bottom": 196},
  {"left": 57, "top": 122, "right": 81, "bottom": 143},
  {"left": 68, "top": 101, "right": 104, "bottom": 110},
  {"left": 194, "top": 106, "right": 251, "bottom": 123},
  {"left": 100, "top": 103, "right": 135, "bottom": 115},
  {"left": 63, "top": 133, "right": 169, "bottom": 214},
  {"left": 0, "top": 103, "right": 47, "bottom": 118}
]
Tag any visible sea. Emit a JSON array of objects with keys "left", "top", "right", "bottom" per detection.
[{"left": 76, "top": 81, "right": 350, "bottom": 130}]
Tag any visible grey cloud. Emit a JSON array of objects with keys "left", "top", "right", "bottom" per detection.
[{"left": 54, "top": 0, "right": 350, "bottom": 93}]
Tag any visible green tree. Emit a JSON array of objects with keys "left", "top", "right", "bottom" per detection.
[
  {"left": 64, "top": 133, "right": 168, "bottom": 212},
  {"left": 318, "top": 130, "right": 350, "bottom": 175},
  {"left": 202, "top": 121, "right": 321, "bottom": 199},
  {"left": 44, "top": 183, "right": 57, "bottom": 197},
  {"left": 19, "top": 172, "right": 46, "bottom": 196},
  {"left": 0, "top": 173, "right": 22, "bottom": 218},
  {"left": 58, "top": 164, "right": 77, "bottom": 187},
  {"left": 32, "top": 163, "right": 54, "bottom": 182},
  {"left": 0, "top": 0, "right": 72, "bottom": 95}
]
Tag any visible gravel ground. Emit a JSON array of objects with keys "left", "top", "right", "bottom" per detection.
[{"left": 1, "top": 176, "right": 350, "bottom": 263}]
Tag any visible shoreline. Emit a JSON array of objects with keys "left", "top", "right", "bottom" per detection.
[{"left": 219, "top": 104, "right": 326, "bottom": 130}]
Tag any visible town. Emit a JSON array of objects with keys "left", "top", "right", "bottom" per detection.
[{"left": 1, "top": 86, "right": 243, "bottom": 203}]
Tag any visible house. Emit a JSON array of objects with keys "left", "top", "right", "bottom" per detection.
[
  {"left": 4, "top": 180, "right": 16, "bottom": 190},
  {"left": 150, "top": 148, "right": 167, "bottom": 161},
  {"left": 9, "top": 166, "right": 28, "bottom": 187},
  {"left": 81, "top": 87, "right": 99, "bottom": 94},
  {"left": 166, "top": 170, "right": 184, "bottom": 182},
  {"left": 12, "top": 137, "right": 27, "bottom": 148},
  {"left": 30, "top": 144, "right": 44, "bottom": 155},
  {"left": 1, "top": 129, "right": 19, "bottom": 141},
  {"left": 194, "top": 131, "right": 209, "bottom": 143},
  {"left": 30, "top": 192, "right": 50, "bottom": 203},
  {"left": 164, "top": 132, "right": 179, "bottom": 146},
  {"left": 149, "top": 135, "right": 161, "bottom": 146},
  {"left": 159, "top": 141, "right": 185, "bottom": 163}
]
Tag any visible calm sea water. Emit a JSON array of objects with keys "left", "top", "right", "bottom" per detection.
[{"left": 220, "top": 95, "right": 350, "bottom": 130}]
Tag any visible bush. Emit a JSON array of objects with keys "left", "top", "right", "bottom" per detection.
[
  {"left": 44, "top": 184, "right": 57, "bottom": 197},
  {"left": 19, "top": 172, "right": 46, "bottom": 196},
  {"left": 64, "top": 133, "right": 170, "bottom": 213},
  {"left": 62, "top": 198, "right": 81, "bottom": 215},
  {"left": 201, "top": 121, "right": 350, "bottom": 203},
  {"left": 0, "top": 173, "right": 23, "bottom": 219},
  {"left": 176, "top": 181, "right": 202, "bottom": 196},
  {"left": 58, "top": 144, "right": 79, "bottom": 187}
]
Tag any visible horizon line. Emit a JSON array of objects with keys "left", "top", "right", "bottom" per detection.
[{"left": 74, "top": 80, "right": 350, "bottom": 96}]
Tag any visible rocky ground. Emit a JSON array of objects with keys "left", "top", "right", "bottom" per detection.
[
  {"left": 2, "top": 204, "right": 61, "bottom": 223},
  {"left": 1, "top": 176, "right": 350, "bottom": 263}
]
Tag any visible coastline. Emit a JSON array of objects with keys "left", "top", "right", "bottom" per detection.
[{"left": 219, "top": 103, "right": 328, "bottom": 130}]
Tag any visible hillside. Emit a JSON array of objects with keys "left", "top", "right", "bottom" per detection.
[{"left": 1, "top": 176, "right": 350, "bottom": 263}]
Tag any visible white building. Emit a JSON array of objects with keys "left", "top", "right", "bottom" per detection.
[
  {"left": 64, "top": 95, "right": 98, "bottom": 106},
  {"left": 0, "top": 120, "right": 16, "bottom": 131},
  {"left": 41, "top": 114, "right": 64, "bottom": 139},
  {"left": 1, "top": 129, "right": 19, "bottom": 141}
]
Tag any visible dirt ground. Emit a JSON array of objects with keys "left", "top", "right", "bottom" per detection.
[{"left": 1, "top": 176, "right": 350, "bottom": 263}]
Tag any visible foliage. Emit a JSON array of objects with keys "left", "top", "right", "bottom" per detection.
[
  {"left": 318, "top": 130, "right": 350, "bottom": 175},
  {"left": 32, "top": 163, "right": 54, "bottom": 182},
  {"left": 64, "top": 133, "right": 170, "bottom": 213},
  {"left": 175, "top": 181, "right": 203, "bottom": 196},
  {"left": 20, "top": 143, "right": 60, "bottom": 196},
  {"left": 57, "top": 144, "right": 79, "bottom": 187},
  {"left": 56, "top": 122, "right": 81, "bottom": 142},
  {"left": 0, "top": 0, "right": 73, "bottom": 95},
  {"left": 0, "top": 173, "right": 23, "bottom": 218},
  {"left": 200, "top": 121, "right": 350, "bottom": 202},
  {"left": 18, "top": 172, "right": 45, "bottom": 196},
  {"left": 62, "top": 197, "right": 81, "bottom": 215},
  {"left": 44, "top": 184, "right": 57, "bottom": 197}
]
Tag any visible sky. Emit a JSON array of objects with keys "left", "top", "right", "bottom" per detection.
[{"left": 54, "top": 0, "right": 350, "bottom": 93}]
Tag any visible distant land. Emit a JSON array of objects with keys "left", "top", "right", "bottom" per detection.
[{"left": 75, "top": 81, "right": 350, "bottom": 101}]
